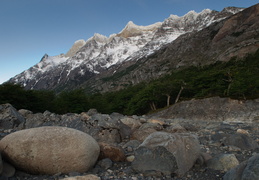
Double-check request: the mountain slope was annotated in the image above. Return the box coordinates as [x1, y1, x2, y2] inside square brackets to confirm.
[9, 6, 250, 92]
[88, 4, 259, 92]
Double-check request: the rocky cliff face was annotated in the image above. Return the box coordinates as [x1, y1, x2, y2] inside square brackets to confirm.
[8, 5, 257, 93]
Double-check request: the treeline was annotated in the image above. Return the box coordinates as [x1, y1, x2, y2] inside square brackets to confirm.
[0, 84, 90, 114]
[0, 51, 258, 115]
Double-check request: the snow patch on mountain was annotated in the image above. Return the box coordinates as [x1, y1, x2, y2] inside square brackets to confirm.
[13, 54, 68, 87]
[34, 54, 68, 73]
[222, 7, 244, 14]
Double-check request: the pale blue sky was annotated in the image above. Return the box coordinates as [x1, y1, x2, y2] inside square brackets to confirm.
[0, 0, 258, 84]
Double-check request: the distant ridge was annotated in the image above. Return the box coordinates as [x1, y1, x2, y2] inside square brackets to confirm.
[8, 5, 255, 93]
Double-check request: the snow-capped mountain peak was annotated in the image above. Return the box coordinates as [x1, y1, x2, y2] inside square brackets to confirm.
[222, 6, 244, 14]
[65, 39, 86, 57]
[37, 54, 68, 71]
[200, 9, 213, 14]
[91, 33, 109, 43]
[168, 14, 180, 20]
[118, 21, 162, 38]
[167, 9, 211, 22]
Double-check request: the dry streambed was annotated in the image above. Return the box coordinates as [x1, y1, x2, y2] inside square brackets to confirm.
[0, 97, 259, 179]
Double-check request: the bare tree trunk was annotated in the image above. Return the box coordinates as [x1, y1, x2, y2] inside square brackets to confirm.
[243, 94, 247, 100]
[166, 94, 170, 107]
[149, 103, 153, 110]
[152, 102, 157, 111]
[175, 86, 184, 104]
[224, 70, 233, 96]
[149, 102, 157, 111]
[226, 83, 232, 96]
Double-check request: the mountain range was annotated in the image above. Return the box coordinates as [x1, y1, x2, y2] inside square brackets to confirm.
[8, 4, 259, 93]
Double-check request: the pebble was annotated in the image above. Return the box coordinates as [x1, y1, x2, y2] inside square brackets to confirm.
[126, 155, 135, 162]
[237, 128, 249, 135]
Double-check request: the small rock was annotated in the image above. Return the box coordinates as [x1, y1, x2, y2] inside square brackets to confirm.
[117, 122, 131, 140]
[127, 146, 133, 152]
[139, 117, 147, 123]
[237, 129, 249, 135]
[120, 117, 142, 130]
[97, 158, 113, 170]
[24, 113, 46, 128]
[59, 114, 88, 132]
[131, 128, 157, 142]
[126, 155, 135, 162]
[147, 119, 165, 125]
[88, 114, 117, 129]
[99, 142, 126, 162]
[18, 109, 33, 117]
[61, 174, 100, 180]
[199, 152, 213, 165]
[165, 123, 187, 133]
[87, 109, 98, 116]
[95, 128, 121, 143]
[80, 112, 90, 121]
[123, 140, 141, 151]
[228, 145, 242, 152]
[211, 132, 228, 142]
[139, 122, 163, 131]
[68, 172, 81, 177]
[181, 123, 199, 132]
[207, 154, 239, 172]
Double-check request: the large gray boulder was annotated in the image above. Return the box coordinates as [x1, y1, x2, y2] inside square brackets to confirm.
[0, 104, 25, 129]
[0, 126, 100, 175]
[0, 153, 2, 175]
[224, 154, 259, 180]
[136, 132, 201, 176]
[1, 161, 15, 178]
[132, 146, 177, 176]
[223, 134, 259, 150]
[0, 151, 15, 178]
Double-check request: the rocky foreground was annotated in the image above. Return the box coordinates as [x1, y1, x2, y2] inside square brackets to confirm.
[0, 97, 259, 180]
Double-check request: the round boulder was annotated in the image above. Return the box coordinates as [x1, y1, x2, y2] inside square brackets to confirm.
[0, 126, 100, 175]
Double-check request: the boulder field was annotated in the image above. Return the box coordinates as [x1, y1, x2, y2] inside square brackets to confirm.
[0, 97, 259, 179]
